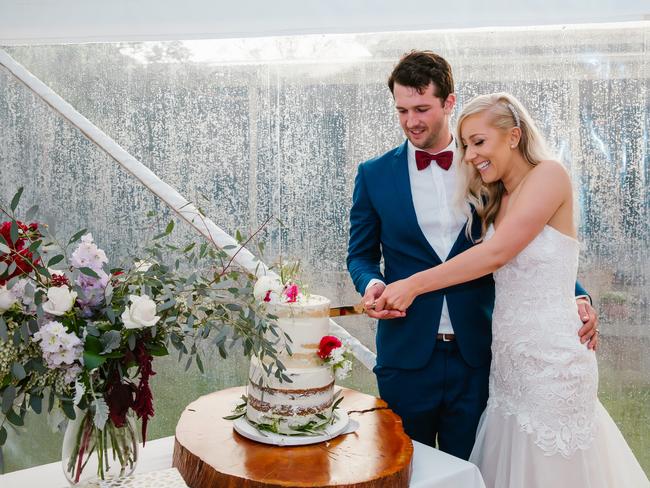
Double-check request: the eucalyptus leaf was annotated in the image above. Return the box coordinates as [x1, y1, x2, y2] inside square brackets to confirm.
[10, 187, 24, 212]
[100, 330, 121, 354]
[6, 409, 23, 426]
[68, 229, 87, 245]
[83, 351, 106, 371]
[29, 394, 42, 414]
[2, 386, 16, 413]
[61, 400, 76, 420]
[79, 267, 100, 278]
[0, 243, 10, 255]
[47, 255, 64, 267]
[9, 221, 19, 246]
[25, 204, 39, 221]
[0, 318, 7, 342]
[11, 363, 26, 381]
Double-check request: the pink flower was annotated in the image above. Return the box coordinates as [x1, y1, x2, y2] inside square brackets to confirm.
[284, 284, 299, 303]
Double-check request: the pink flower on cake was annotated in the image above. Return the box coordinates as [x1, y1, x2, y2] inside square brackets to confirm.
[284, 283, 299, 303]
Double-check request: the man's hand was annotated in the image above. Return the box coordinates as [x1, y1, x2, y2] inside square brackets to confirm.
[374, 279, 416, 314]
[363, 283, 405, 320]
[577, 298, 599, 350]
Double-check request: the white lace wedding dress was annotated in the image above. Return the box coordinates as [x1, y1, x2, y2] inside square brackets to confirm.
[469, 225, 649, 487]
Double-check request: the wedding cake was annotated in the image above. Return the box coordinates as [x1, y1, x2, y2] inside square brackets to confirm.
[246, 276, 350, 435]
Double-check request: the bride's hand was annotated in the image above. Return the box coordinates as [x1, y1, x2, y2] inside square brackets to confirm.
[374, 279, 416, 313]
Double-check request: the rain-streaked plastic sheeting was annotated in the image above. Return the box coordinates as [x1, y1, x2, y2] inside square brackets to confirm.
[0, 22, 647, 473]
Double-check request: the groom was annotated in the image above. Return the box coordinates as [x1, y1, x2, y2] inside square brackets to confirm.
[346, 50, 599, 460]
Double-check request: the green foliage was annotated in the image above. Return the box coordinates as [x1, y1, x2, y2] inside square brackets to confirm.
[0, 188, 284, 473]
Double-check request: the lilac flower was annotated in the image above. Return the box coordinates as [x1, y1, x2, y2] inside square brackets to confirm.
[33, 320, 84, 369]
[70, 233, 108, 272]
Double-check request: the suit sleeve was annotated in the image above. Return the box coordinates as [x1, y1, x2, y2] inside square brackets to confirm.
[574, 281, 591, 304]
[347, 163, 384, 295]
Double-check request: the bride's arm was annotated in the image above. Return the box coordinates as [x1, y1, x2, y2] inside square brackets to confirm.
[375, 160, 573, 312]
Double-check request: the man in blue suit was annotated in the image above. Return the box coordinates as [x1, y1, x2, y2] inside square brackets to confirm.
[346, 50, 599, 460]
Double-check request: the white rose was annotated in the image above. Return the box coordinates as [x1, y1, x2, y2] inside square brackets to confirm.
[0, 285, 17, 312]
[121, 294, 160, 329]
[253, 275, 283, 302]
[42, 286, 77, 316]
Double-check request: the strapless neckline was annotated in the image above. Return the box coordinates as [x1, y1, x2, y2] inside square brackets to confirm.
[488, 223, 579, 245]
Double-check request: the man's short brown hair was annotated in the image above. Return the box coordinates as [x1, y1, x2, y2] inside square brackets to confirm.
[388, 50, 455, 101]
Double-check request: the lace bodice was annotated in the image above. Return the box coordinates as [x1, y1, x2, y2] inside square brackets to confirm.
[486, 225, 598, 457]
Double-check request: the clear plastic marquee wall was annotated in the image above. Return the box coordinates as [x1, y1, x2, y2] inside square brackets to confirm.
[1, 22, 648, 473]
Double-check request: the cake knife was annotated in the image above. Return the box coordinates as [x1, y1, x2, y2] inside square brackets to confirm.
[328, 303, 372, 317]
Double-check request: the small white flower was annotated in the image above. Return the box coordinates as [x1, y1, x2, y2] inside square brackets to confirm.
[42, 286, 77, 316]
[121, 294, 160, 329]
[335, 359, 353, 380]
[0, 285, 18, 312]
[253, 275, 284, 302]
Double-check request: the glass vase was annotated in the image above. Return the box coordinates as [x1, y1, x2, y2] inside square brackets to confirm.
[61, 407, 139, 486]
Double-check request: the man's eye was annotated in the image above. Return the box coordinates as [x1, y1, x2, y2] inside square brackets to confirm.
[416, 108, 428, 113]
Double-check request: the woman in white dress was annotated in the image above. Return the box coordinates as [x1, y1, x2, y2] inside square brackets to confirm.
[375, 92, 649, 487]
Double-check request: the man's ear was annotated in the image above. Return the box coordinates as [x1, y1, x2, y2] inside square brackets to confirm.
[444, 93, 456, 114]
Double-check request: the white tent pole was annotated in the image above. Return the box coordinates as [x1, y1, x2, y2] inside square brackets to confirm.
[0, 48, 377, 370]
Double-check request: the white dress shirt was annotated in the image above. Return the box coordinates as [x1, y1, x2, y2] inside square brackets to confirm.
[367, 137, 469, 334]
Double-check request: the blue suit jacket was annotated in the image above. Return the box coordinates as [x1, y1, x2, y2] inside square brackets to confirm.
[347, 141, 587, 370]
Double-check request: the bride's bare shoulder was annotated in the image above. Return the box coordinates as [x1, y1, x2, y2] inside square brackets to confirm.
[528, 160, 572, 186]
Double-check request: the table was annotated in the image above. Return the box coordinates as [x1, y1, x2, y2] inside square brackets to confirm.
[1, 393, 485, 488]
[174, 387, 413, 487]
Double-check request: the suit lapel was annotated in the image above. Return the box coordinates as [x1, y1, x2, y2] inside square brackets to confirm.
[447, 206, 481, 259]
[390, 141, 443, 265]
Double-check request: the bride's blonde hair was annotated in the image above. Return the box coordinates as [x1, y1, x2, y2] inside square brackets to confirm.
[456, 92, 553, 241]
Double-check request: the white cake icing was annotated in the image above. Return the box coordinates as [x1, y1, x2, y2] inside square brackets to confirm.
[246, 294, 336, 434]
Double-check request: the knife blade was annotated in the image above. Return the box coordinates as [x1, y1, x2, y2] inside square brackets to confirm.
[328, 303, 368, 317]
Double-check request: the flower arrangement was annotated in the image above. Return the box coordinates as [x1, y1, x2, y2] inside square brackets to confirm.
[0, 188, 282, 481]
[317, 336, 353, 380]
[252, 260, 305, 304]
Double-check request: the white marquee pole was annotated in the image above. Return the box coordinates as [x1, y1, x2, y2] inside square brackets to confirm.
[0, 49, 377, 370]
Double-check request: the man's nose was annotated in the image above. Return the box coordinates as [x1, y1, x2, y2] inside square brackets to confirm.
[405, 112, 419, 127]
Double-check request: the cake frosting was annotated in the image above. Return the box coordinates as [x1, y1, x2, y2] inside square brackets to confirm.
[246, 294, 337, 434]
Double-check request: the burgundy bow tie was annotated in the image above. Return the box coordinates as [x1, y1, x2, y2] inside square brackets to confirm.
[415, 150, 453, 171]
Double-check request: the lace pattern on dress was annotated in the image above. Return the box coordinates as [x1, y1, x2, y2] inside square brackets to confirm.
[486, 225, 598, 458]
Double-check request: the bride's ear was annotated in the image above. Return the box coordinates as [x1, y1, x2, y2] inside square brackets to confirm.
[509, 127, 521, 149]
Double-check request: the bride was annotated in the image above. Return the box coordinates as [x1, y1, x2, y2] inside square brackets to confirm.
[375, 92, 649, 487]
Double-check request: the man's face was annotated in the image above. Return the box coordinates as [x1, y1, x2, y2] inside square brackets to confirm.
[393, 82, 455, 153]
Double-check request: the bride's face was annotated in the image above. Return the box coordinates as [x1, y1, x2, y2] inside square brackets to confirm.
[460, 112, 512, 184]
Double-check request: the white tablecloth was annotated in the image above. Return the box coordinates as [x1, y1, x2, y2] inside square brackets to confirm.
[0, 436, 485, 488]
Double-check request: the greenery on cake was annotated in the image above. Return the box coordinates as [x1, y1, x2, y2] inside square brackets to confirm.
[225, 391, 345, 436]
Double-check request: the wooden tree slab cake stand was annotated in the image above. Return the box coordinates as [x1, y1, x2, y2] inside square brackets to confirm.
[173, 386, 413, 487]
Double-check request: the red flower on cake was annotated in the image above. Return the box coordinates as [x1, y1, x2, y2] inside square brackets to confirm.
[284, 283, 299, 303]
[318, 335, 342, 359]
